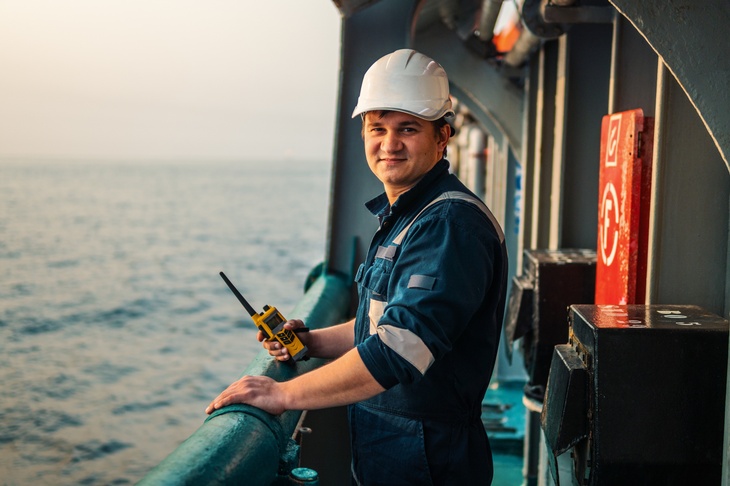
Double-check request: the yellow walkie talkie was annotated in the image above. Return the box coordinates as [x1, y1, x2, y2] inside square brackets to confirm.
[219, 271, 308, 362]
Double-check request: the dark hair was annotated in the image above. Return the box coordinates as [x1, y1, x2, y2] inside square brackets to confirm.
[432, 116, 453, 158]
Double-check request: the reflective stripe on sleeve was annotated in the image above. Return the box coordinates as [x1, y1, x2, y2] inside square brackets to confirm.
[368, 299, 386, 335]
[377, 324, 435, 375]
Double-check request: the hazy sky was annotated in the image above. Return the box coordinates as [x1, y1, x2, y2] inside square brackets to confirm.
[0, 1, 341, 162]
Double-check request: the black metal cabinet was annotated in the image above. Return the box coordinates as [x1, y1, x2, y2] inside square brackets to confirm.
[505, 249, 596, 401]
[542, 304, 729, 485]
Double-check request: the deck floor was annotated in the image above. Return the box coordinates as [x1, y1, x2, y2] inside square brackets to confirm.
[483, 381, 529, 485]
[493, 451, 525, 485]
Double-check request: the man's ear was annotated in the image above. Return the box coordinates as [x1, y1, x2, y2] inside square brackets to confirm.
[438, 123, 451, 147]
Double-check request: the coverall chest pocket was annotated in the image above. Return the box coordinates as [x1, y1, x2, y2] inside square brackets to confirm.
[359, 252, 395, 335]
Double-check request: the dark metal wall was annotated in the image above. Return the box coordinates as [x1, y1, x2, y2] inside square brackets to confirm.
[560, 23, 612, 249]
[609, 0, 730, 170]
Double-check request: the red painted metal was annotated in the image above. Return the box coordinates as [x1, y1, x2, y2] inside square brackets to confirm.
[595, 109, 654, 304]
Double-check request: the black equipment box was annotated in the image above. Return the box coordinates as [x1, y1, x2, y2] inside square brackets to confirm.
[542, 304, 728, 485]
[505, 249, 596, 401]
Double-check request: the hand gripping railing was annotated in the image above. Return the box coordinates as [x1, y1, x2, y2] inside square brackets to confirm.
[137, 271, 351, 485]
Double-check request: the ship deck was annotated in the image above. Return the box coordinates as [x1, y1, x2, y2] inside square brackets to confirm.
[483, 380, 528, 485]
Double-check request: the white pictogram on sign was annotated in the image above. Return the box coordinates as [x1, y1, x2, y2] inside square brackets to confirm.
[605, 115, 621, 167]
[599, 181, 619, 266]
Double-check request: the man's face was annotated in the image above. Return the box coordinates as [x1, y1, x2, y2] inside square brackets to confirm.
[363, 111, 449, 203]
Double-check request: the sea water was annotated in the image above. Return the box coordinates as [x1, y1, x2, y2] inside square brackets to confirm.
[0, 158, 331, 485]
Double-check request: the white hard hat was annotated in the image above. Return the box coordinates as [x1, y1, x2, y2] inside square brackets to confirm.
[351, 49, 454, 121]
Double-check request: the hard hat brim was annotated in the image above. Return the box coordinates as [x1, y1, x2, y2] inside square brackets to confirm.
[351, 104, 455, 122]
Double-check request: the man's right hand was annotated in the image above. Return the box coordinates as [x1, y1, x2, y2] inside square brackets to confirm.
[258, 319, 308, 361]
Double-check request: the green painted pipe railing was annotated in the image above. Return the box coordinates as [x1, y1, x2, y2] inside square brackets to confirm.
[137, 271, 351, 485]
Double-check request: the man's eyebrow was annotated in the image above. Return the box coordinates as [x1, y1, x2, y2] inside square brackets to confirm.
[367, 119, 423, 128]
[397, 120, 422, 127]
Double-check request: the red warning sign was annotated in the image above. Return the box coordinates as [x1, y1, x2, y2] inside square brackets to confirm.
[595, 109, 653, 305]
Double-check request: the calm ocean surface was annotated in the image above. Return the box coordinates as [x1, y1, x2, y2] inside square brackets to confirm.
[0, 158, 331, 485]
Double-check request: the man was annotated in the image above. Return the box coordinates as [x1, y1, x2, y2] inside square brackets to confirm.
[206, 49, 508, 485]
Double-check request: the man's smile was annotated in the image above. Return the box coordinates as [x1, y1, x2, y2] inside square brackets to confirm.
[380, 156, 407, 164]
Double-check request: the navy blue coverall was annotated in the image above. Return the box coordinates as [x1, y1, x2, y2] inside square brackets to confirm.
[350, 159, 508, 485]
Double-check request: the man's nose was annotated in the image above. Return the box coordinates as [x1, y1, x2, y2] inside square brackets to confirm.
[381, 131, 403, 152]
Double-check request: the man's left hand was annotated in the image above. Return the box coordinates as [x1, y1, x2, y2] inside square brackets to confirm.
[205, 375, 286, 415]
